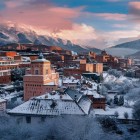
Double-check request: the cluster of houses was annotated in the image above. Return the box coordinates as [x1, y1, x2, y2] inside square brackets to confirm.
[0, 46, 136, 123]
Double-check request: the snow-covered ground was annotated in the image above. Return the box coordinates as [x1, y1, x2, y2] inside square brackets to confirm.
[103, 73, 117, 82]
[103, 72, 139, 84]
[101, 72, 140, 119]
[94, 106, 133, 119]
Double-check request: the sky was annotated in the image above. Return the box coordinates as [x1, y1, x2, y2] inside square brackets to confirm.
[0, 0, 140, 49]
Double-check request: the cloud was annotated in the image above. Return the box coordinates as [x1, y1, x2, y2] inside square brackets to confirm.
[0, 0, 139, 49]
[103, 29, 140, 47]
[4, 0, 52, 8]
[92, 13, 127, 21]
[5, 0, 27, 8]
[54, 23, 140, 49]
[112, 24, 128, 28]
[0, 0, 83, 32]
[129, 1, 140, 22]
[129, 1, 140, 11]
[54, 23, 99, 45]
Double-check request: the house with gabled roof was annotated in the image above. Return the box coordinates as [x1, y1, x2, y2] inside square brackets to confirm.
[8, 89, 92, 124]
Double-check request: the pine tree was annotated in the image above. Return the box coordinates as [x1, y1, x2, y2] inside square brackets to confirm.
[114, 111, 119, 118]
[118, 96, 124, 106]
[114, 95, 118, 105]
[97, 85, 100, 94]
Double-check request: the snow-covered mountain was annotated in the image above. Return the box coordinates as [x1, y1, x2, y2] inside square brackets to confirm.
[112, 39, 140, 50]
[0, 24, 101, 53]
[127, 51, 140, 59]
[105, 39, 140, 57]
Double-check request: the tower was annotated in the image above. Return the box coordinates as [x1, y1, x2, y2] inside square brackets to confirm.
[24, 53, 59, 101]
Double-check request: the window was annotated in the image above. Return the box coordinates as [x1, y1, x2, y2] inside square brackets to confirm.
[46, 70, 48, 74]
[35, 70, 39, 75]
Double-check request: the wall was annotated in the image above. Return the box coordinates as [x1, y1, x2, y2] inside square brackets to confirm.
[0, 101, 6, 111]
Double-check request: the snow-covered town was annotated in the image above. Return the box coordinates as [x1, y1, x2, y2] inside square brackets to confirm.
[0, 48, 139, 139]
[0, 0, 140, 139]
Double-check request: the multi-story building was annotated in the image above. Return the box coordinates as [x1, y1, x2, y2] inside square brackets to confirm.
[0, 69, 11, 84]
[23, 53, 59, 101]
[44, 52, 64, 64]
[118, 58, 132, 68]
[95, 50, 133, 69]
[64, 63, 103, 79]
[80, 82, 106, 110]
[0, 59, 31, 84]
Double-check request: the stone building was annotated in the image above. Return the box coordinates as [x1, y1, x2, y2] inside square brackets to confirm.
[23, 53, 59, 101]
[0, 69, 11, 84]
[64, 63, 103, 79]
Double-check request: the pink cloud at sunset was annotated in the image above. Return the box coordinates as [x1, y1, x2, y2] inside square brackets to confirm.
[0, 0, 140, 49]
[0, 2, 83, 32]
[92, 13, 127, 21]
[129, 1, 140, 11]
[129, 1, 140, 23]
[54, 24, 99, 45]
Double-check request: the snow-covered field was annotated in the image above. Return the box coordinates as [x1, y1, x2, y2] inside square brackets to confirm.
[94, 106, 133, 119]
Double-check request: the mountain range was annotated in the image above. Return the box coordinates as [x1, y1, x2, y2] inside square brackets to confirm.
[127, 51, 140, 59]
[106, 39, 140, 57]
[112, 39, 140, 50]
[0, 24, 101, 53]
[1, 23, 140, 56]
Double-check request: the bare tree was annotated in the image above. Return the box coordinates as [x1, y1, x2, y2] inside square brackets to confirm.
[124, 112, 129, 120]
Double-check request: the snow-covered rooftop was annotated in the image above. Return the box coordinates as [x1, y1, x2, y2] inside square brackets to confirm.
[37, 92, 73, 101]
[62, 78, 79, 84]
[0, 98, 6, 103]
[8, 90, 91, 116]
[82, 89, 104, 98]
[44, 81, 57, 86]
[82, 73, 100, 76]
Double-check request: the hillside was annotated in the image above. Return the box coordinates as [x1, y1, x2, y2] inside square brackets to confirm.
[0, 24, 101, 53]
[127, 51, 140, 59]
[105, 39, 140, 56]
[111, 39, 140, 50]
